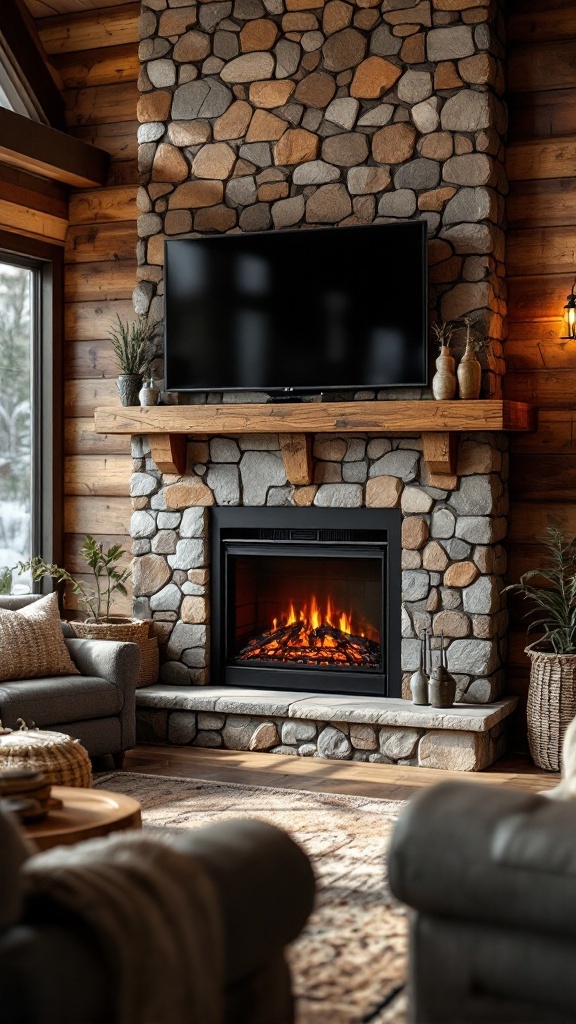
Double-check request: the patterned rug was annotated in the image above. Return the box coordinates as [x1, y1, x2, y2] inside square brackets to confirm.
[95, 771, 408, 1024]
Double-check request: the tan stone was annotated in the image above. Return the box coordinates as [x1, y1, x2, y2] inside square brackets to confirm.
[249, 79, 295, 108]
[301, 49, 322, 70]
[213, 101, 253, 142]
[314, 462, 342, 483]
[418, 186, 456, 211]
[240, 18, 280, 52]
[132, 496, 148, 511]
[423, 541, 449, 571]
[147, 233, 167, 265]
[322, 131, 368, 166]
[283, 11, 318, 29]
[194, 203, 237, 231]
[168, 120, 211, 146]
[258, 180, 289, 200]
[418, 731, 485, 772]
[152, 143, 189, 183]
[457, 440, 500, 475]
[165, 209, 193, 234]
[434, 61, 463, 90]
[286, 0, 324, 9]
[221, 52, 275, 83]
[372, 121, 416, 164]
[295, 71, 336, 108]
[233, 158, 256, 176]
[429, 255, 462, 285]
[433, 0, 490, 8]
[322, 28, 366, 72]
[169, 180, 224, 208]
[401, 486, 433, 514]
[401, 31, 425, 63]
[402, 549, 422, 569]
[249, 722, 279, 751]
[314, 438, 347, 460]
[192, 142, 236, 180]
[458, 52, 494, 86]
[181, 596, 208, 624]
[246, 109, 288, 141]
[427, 587, 440, 612]
[306, 182, 351, 222]
[293, 485, 318, 506]
[137, 91, 171, 123]
[444, 561, 479, 588]
[274, 127, 319, 165]
[188, 569, 209, 585]
[350, 723, 377, 750]
[402, 516, 428, 550]
[348, 165, 391, 194]
[165, 481, 215, 508]
[419, 131, 453, 160]
[383, 0, 431, 25]
[393, 24, 421, 37]
[158, 6, 197, 36]
[132, 554, 171, 597]
[323, 0, 353, 34]
[173, 30, 211, 63]
[354, 8, 378, 28]
[188, 442, 210, 464]
[366, 475, 402, 507]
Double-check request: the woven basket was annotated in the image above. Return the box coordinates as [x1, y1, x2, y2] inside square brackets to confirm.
[525, 643, 576, 771]
[0, 726, 93, 787]
[71, 618, 159, 687]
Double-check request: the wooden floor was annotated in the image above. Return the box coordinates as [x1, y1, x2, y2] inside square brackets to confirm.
[123, 745, 560, 800]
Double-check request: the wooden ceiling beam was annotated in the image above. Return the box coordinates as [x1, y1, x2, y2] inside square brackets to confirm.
[0, 107, 109, 188]
[0, 0, 66, 129]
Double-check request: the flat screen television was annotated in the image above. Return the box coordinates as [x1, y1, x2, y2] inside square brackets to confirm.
[164, 220, 428, 394]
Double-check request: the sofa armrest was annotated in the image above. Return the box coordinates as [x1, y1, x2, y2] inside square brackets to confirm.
[64, 638, 140, 694]
[388, 781, 576, 941]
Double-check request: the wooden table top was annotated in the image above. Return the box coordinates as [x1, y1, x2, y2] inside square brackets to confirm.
[23, 786, 142, 851]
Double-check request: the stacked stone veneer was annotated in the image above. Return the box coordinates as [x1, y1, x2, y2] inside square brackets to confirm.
[131, 428, 508, 704]
[135, 0, 508, 396]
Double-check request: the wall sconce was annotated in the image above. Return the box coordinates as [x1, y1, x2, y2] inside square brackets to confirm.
[563, 277, 576, 339]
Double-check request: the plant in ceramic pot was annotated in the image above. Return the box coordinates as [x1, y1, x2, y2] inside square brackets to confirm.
[109, 312, 160, 407]
[505, 527, 576, 771]
[431, 321, 457, 400]
[456, 316, 485, 400]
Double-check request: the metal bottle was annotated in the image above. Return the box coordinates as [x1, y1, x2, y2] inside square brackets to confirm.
[428, 633, 457, 708]
[410, 631, 430, 705]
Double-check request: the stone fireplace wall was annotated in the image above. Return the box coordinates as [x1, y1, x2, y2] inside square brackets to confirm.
[131, 429, 508, 702]
[135, 0, 507, 395]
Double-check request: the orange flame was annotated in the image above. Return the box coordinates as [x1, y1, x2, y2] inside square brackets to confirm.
[278, 594, 357, 635]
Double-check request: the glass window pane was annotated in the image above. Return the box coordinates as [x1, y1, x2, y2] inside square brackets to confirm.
[0, 262, 34, 591]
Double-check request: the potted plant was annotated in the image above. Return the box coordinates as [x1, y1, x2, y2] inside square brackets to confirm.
[505, 527, 576, 770]
[431, 321, 456, 400]
[109, 312, 160, 407]
[457, 316, 485, 400]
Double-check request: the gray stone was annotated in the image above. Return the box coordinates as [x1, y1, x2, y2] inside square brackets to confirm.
[150, 583, 181, 612]
[451, 476, 498, 517]
[214, 29, 239, 60]
[444, 538, 472, 560]
[194, 731, 223, 748]
[270, 745, 298, 755]
[207, 464, 240, 505]
[397, 70, 432, 104]
[394, 159, 440, 191]
[440, 587, 462, 610]
[298, 743, 317, 757]
[222, 715, 261, 750]
[133, 280, 155, 313]
[342, 461, 367, 483]
[292, 160, 340, 185]
[226, 176, 258, 207]
[250, 722, 279, 750]
[358, 104, 394, 128]
[210, 438, 240, 463]
[344, 439, 366, 462]
[160, 661, 193, 686]
[402, 570, 430, 602]
[147, 58, 176, 88]
[440, 222, 494, 255]
[444, 187, 495, 225]
[401, 486, 433, 514]
[131, 511, 156, 539]
[446, 638, 498, 676]
[182, 649, 207, 668]
[369, 449, 419, 482]
[431, 508, 455, 539]
[157, 511, 181, 530]
[272, 195, 305, 228]
[130, 473, 157, 497]
[463, 576, 500, 615]
[324, 97, 359, 131]
[239, 204, 271, 231]
[137, 213, 163, 239]
[180, 507, 205, 538]
[240, 451, 286, 504]
[200, 2, 232, 31]
[412, 97, 440, 135]
[167, 622, 206, 657]
[443, 154, 493, 187]
[418, 730, 482, 771]
[132, 540, 150, 556]
[151, 530, 178, 554]
[314, 483, 362, 507]
[367, 438, 392, 459]
[172, 78, 233, 119]
[370, 24, 402, 57]
[441, 91, 491, 133]
[238, 142, 272, 167]
[427, 25, 475, 62]
[221, 52, 275, 83]
[350, 724, 377, 750]
[234, 0, 265, 17]
[136, 708, 167, 743]
[132, 436, 151, 459]
[168, 539, 206, 570]
[282, 720, 317, 744]
[379, 727, 419, 760]
[267, 485, 293, 505]
[275, 40, 301, 79]
[317, 725, 352, 760]
[402, 637, 423, 671]
[168, 711, 197, 744]
[198, 712, 226, 730]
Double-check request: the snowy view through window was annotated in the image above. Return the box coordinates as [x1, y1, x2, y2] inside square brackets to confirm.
[0, 263, 33, 591]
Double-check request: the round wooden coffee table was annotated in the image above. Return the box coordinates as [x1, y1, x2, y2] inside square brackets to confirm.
[23, 786, 142, 851]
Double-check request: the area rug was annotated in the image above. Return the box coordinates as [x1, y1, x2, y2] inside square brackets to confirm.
[95, 771, 408, 1024]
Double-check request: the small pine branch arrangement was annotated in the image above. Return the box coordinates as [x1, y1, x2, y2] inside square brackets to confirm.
[108, 312, 160, 376]
[460, 315, 487, 354]
[504, 527, 576, 654]
[431, 320, 455, 351]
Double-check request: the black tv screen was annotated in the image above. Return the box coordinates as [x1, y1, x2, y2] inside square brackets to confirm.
[164, 221, 428, 393]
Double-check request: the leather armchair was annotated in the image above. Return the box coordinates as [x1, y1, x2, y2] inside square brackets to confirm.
[388, 781, 576, 1024]
[0, 596, 140, 762]
[0, 808, 315, 1024]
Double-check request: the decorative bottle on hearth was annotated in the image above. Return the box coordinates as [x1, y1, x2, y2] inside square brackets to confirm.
[428, 635, 456, 708]
[410, 633, 430, 705]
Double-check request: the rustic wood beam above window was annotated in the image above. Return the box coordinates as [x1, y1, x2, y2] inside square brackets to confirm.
[0, 0, 66, 129]
[0, 107, 109, 187]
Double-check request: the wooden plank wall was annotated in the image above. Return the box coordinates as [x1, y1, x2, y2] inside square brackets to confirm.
[37, 0, 139, 612]
[505, 0, 576, 736]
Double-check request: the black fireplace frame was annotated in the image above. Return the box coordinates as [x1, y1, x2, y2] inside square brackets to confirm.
[210, 506, 402, 697]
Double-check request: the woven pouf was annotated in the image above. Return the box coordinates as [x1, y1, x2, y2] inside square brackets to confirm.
[0, 727, 93, 787]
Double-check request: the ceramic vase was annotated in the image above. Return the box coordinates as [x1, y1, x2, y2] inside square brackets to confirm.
[428, 638, 457, 708]
[117, 374, 142, 407]
[410, 636, 429, 706]
[457, 341, 482, 400]
[432, 347, 456, 400]
[139, 377, 159, 406]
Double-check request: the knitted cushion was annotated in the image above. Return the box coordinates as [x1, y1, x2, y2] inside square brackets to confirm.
[0, 593, 79, 682]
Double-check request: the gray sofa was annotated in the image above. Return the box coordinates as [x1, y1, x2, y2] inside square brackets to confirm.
[388, 780, 576, 1024]
[0, 807, 315, 1024]
[0, 596, 140, 763]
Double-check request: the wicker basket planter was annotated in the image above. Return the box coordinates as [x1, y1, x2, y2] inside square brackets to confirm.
[71, 618, 159, 687]
[525, 642, 576, 771]
[0, 726, 93, 787]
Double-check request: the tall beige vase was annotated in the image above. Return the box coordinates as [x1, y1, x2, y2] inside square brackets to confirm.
[432, 347, 457, 400]
[457, 341, 482, 400]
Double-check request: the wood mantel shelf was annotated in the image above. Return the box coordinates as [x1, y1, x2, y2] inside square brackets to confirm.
[94, 400, 536, 482]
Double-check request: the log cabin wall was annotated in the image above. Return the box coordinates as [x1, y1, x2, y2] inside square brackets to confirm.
[34, 0, 140, 613]
[504, 0, 576, 743]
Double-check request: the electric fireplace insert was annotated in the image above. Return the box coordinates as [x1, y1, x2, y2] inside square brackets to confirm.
[211, 507, 401, 697]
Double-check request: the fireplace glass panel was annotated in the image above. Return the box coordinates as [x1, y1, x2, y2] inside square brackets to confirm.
[231, 552, 383, 672]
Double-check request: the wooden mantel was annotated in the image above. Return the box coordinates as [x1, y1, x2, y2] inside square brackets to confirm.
[94, 400, 536, 483]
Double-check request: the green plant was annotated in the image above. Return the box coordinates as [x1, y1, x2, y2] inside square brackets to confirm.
[0, 566, 11, 594]
[108, 312, 160, 376]
[431, 320, 455, 351]
[18, 536, 131, 622]
[504, 526, 576, 654]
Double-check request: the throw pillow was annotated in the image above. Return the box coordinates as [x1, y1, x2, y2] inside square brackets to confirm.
[0, 593, 79, 682]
